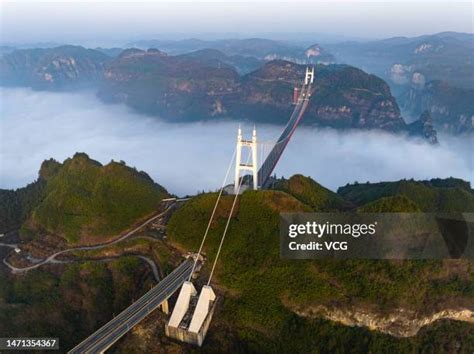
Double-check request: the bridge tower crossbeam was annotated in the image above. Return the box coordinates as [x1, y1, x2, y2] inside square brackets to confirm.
[234, 126, 258, 193]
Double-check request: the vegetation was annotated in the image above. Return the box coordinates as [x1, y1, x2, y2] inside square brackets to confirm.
[0, 257, 152, 351]
[0, 180, 46, 234]
[275, 174, 352, 211]
[0, 158, 61, 236]
[167, 179, 474, 352]
[18, 153, 168, 244]
[99, 57, 406, 131]
[3, 160, 473, 352]
[357, 195, 421, 212]
[338, 178, 474, 212]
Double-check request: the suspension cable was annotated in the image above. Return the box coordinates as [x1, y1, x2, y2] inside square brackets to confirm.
[188, 147, 236, 281]
[196, 73, 313, 283]
[207, 150, 251, 286]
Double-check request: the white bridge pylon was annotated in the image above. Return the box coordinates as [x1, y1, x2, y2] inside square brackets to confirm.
[168, 281, 197, 328]
[305, 66, 314, 85]
[234, 126, 258, 193]
[166, 66, 315, 347]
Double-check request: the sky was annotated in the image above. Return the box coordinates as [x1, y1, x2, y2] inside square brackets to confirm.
[1, 88, 472, 196]
[1, 1, 473, 46]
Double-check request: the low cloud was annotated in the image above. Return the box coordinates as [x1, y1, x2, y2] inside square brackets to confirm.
[1, 88, 472, 196]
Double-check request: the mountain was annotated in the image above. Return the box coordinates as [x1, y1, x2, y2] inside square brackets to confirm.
[0, 257, 155, 351]
[99, 53, 407, 131]
[326, 32, 474, 133]
[126, 37, 335, 64]
[2, 156, 473, 351]
[337, 177, 474, 212]
[0, 180, 46, 234]
[166, 176, 474, 351]
[93, 47, 125, 58]
[0, 45, 111, 89]
[327, 32, 474, 90]
[274, 174, 353, 211]
[98, 48, 241, 120]
[0, 44, 438, 137]
[0, 45, 16, 55]
[0, 153, 168, 244]
[406, 110, 438, 143]
[179, 48, 262, 74]
[403, 80, 474, 134]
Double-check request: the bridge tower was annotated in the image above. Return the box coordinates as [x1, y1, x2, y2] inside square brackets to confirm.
[234, 126, 258, 193]
[305, 66, 315, 85]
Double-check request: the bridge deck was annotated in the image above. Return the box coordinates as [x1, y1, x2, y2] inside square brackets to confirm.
[258, 82, 312, 188]
[68, 259, 194, 354]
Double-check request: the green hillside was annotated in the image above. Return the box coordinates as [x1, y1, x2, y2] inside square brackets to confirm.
[0, 181, 46, 234]
[338, 178, 474, 212]
[19, 153, 167, 244]
[167, 187, 474, 352]
[358, 195, 421, 212]
[275, 174, 352, 211]
[0, 257, 152, 351]
[2, 161, 473, 351]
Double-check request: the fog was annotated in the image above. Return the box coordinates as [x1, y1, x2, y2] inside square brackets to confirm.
[0, 88, 472, 196]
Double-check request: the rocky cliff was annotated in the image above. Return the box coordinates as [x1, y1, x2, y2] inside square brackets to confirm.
[407, 111, 438, 143]
[99, 53, 406, 131]
[0, 45, 111, 89]
[0, 45, 436, 138]
[294, 305, 474, 337]
[403, 80, 474, 134]
[326, 33, 474, 135]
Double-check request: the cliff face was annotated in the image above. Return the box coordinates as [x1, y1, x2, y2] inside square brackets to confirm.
[403, 80, 474, 134]
[0, 45, 435, 137]
[0, 45, 111, 89]
[327, 33, 474, 90]
[262, 43, 335, 65]
[326, 33, 474, 135]
[294, 305, 474, 338]
[407, 111, 438, 144]
[98, 48, 240, 120]
[99, 55, 406, 131]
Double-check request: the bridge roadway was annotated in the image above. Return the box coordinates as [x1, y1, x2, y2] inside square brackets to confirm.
[258, 81, 312, 188]
[68, 259, 194, 353]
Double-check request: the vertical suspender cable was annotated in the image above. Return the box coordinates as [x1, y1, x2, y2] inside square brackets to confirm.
[207, 150, 251, 286]
[188, 147, 236, 281]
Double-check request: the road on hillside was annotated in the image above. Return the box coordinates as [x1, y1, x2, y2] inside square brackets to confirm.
[1, 199, 183, 273]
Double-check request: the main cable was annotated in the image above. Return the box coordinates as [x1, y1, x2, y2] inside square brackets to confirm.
[188, 147, 237, 281]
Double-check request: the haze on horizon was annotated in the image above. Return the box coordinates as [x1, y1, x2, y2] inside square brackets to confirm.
[1, 0, 473, 46]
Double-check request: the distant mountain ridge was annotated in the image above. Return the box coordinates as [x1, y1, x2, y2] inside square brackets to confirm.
[0, 45, 111, 90]
[326, 32, 474, 134]
[126, 37, 335, 65]
[98, 51, 409, 131]
[403, 80, 474, 134]
[327, 32, 474, 89]
[1, 44, 436, 138]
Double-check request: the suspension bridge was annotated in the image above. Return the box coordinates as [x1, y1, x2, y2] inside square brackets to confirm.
[68, 67, 314, 352]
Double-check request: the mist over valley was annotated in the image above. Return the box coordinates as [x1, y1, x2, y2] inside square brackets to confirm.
[1, 87, 472, 195]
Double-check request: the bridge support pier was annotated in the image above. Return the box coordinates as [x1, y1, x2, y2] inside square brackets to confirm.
[161, 299, 169, 314]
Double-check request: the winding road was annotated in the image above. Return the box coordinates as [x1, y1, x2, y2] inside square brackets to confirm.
[1, 200, 178, 274]
[0, 242, 17, 249]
